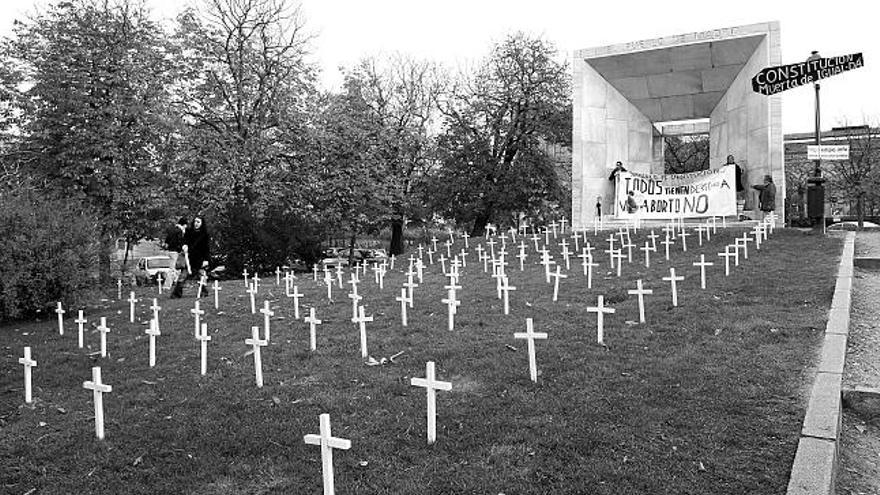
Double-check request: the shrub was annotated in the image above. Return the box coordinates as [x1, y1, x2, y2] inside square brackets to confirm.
[0, 194, 98, 322]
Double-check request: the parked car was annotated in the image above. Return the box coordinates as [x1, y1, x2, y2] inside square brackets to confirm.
[320, 247, 351, 270]
[358, 248, 388, 264]
[133, 255, 174, 286]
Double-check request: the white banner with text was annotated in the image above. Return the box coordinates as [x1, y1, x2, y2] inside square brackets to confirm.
[615, 165, 737, 219]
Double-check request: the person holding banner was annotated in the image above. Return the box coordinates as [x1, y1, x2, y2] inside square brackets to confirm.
[625, 191, 639, 214]
[752, 175, 777, 220]
[608, 161, 627, 182]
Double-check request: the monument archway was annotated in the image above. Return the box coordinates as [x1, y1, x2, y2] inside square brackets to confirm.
[572, 22, 784, 227]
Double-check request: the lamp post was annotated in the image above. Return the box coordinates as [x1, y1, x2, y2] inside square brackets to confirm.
[805, 51, 826, 230]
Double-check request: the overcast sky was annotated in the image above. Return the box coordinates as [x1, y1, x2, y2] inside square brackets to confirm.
[1, 0, 877, 133]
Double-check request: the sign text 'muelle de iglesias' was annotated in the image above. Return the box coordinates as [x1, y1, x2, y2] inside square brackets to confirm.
[615, 166, 736, 219]
[752, 52, 864, 96]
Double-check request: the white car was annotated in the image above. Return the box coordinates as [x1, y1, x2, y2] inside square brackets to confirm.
[134, 255, 174, 286]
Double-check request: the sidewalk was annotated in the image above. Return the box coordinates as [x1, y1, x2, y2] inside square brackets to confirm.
[837, 232, 880, 495]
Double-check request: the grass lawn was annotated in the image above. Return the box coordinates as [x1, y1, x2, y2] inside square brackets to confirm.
[1, 226, 842, 494]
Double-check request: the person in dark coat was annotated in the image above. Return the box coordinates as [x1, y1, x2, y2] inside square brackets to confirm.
[608, 161, 627, 181]
[164, 217, 188, 298]
[752, 175, 777, 220]
[185, 216, 211, 280]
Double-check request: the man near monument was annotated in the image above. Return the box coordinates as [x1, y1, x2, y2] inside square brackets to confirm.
[608, 161, 627, 182]
[752, 175, 776, 220]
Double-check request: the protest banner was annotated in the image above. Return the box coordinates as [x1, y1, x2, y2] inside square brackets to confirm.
[615, 165, 736, 219]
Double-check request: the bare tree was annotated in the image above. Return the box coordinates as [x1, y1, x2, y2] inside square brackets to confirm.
[353, 54, 446, 254]
[826, 122, 880, 229]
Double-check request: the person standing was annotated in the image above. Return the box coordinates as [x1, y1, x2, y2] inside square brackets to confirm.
[186, 216, 211, 283]
[164, 217, 189, 298]
[752, 175, 776, 220]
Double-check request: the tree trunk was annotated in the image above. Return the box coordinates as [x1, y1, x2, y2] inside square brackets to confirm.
[470, 210, 492, 237]
[99, 234, 113, 286]
[121, 238, 132, 274]
[390, 218, 405, 256]
[348, 231, 357, 265]
[857, 194, 865, 230]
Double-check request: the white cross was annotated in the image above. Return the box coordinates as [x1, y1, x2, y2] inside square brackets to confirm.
[641, 241, 652, 268]
[486, 238, 497, 258]
[613, 249, 626, 277]
[245, 326, 267, 388]
[396, 288, 411, 326]
[303, 413, 351, 495]
[587, 295, 615, 345]
[516, 249, 527, 271]
[549, 265, 567, 302]
[305, 307, 322, 351]
[627, 279, 653, 323]
[312, 264, 319, 281]
[389, 254, 396, 270]
[260, 300, 275, 341]
[128, 291, 137, 323]
[729, 243, 740, 266]
[752, 225, 763, 250]
[352, 305, 374, 359]
[647, 230, 659, 251]
[539, 249, 554, 283]
[253, 273, 261, 291]
[549, 220, 559, 238]
[75, 310, 87, 349]
[411, 361, 452, 444]
[662, 268, 685, 307]
[693, 255, 714, 289]
[196, 323, 211, 375]
[243, 268, 249, 287]
[275, 266, 282, 286]
[403, 275, 418, 308]
[584, 254, 598, 289]
[678, 228, 690, 252]
[694, 225, 707, 246]
[287, 285, 302, 319]
[323, 270, 333, 300]
[661, 236, 673, 261]
[145, 318, 160, 367]
[560, 217, 568, 233]
[335, 265, 343, 288]
[212, 280, 221, 309]
[561, 245, 572, 270]
[514, 318, 548, 382]
[19, 346, 37, 403]
[431, 236, 439, 251]
[149, 298, 161, 332]
[462, 232, 470, 248]
[247, 282, 257, 314]
[83, 366, 112, 440]
[197, 275, 207, 298]
[97, 317, 110, 358]
[718, 247, 734, 276]
[378, 265, 386, 290]
[530, 233, 541, 251]
[438, 254, 447, 274]
[441, 289, 461, 331]
[445, 240, 453, 258]
[191, 301, 205, 339]
[500, 276, 516, 315]
[55, 301, 65, 335]
[736, 234, 751, 260]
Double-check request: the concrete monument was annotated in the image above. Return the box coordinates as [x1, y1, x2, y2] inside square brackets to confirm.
[572, 22, 784, 226]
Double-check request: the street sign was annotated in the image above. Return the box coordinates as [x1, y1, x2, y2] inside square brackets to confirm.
[752, 52, 864, 96]
[807, 145, 850, 161]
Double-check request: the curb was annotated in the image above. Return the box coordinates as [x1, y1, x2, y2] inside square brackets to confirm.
[786, 232, 854, 495]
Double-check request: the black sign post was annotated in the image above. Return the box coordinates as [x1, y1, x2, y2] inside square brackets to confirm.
[752, 52, 865, 230]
